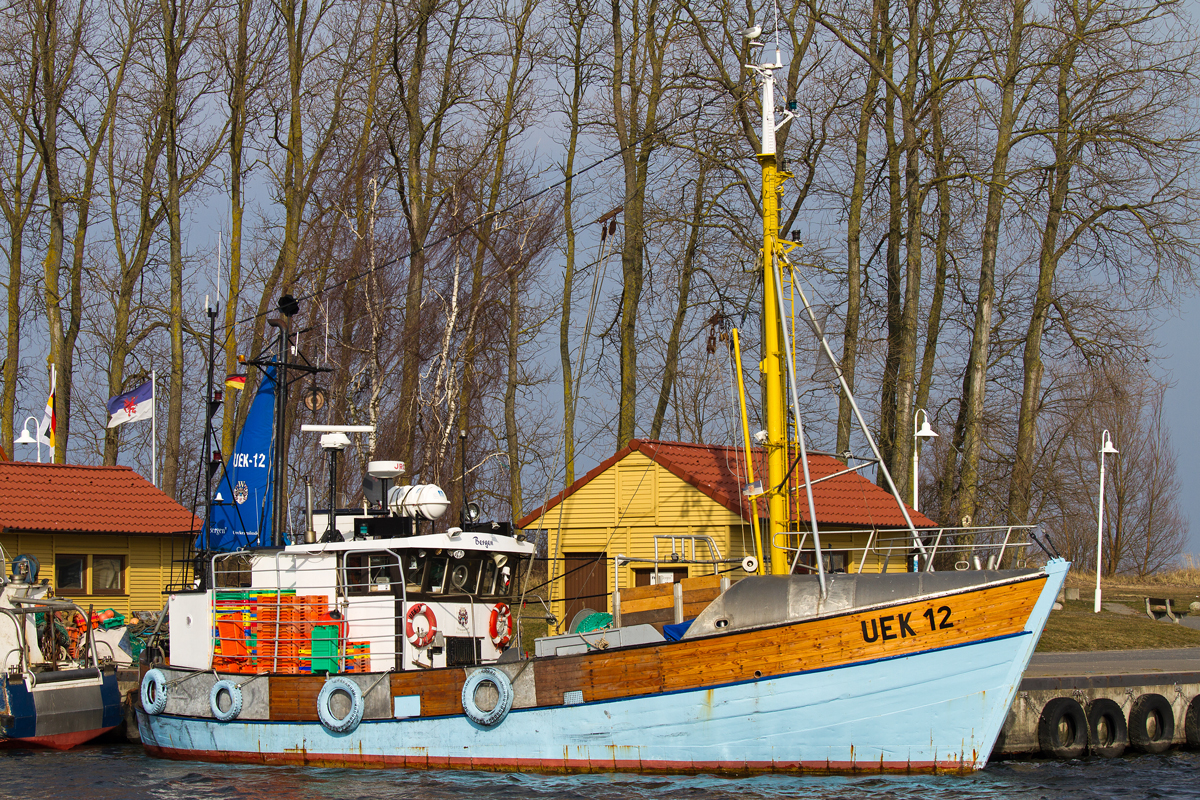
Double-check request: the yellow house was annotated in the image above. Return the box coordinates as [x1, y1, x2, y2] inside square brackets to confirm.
[517, 439, 936, 629]
[0, 462, 200, 618]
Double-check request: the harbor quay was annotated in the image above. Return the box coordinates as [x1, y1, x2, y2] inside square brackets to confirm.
[995, 647, 1200, 759]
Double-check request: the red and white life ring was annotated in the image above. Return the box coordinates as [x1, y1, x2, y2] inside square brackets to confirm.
[405, 603, 438, 648]
[489, 602, 513, 649]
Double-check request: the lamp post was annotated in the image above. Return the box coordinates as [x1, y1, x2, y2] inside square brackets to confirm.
[13, 416, 40, 463]
[912, 409, 938, 511]
[1094, 430, 1119, 613]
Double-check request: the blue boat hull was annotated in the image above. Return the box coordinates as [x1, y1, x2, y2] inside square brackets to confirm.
[3, 668, 122, 750]
[138, 563, 1066, 773]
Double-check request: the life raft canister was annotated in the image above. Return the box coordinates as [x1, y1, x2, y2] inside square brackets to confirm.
[489, 602, 513, 649]
[405, 603, 437, 648]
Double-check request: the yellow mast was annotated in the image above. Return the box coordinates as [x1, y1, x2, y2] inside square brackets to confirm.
[753, 46, 791, 577]
[742, 30, 921, 589]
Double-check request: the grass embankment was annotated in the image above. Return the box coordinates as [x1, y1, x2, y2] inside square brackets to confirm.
[1036, 566, 1200, 652]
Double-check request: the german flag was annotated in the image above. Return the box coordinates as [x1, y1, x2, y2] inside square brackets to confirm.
[225, 374, 247, 391]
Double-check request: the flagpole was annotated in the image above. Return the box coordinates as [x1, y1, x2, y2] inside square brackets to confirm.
[151, 369, 157, 487]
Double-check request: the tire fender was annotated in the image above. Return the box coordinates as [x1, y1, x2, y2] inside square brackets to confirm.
[210, 679, 243, 722]
[141, 668, 168, 716]
[1086, 698, 1128, 758]
[317, 676, 365, 734]
[1185, 695, 1200, 749]
[1129, 693, 1175, 754]
[461, 666, 514, 727]
[1037, 696, 1088, 759]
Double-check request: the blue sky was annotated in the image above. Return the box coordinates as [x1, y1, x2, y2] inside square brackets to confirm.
[1157, 308, 1198, 555]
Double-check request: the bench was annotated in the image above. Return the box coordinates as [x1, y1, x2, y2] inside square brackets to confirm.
[1145, 597, 1178, 623]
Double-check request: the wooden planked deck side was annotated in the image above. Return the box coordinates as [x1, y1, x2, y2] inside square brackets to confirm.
[259, 573, 1046, 722]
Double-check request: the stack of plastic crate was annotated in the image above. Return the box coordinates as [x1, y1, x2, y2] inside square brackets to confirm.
[276, 595, 303, 674]
[252, 593, 277, 671]
[251, 589, 297, 672]
[295, 596, 328, 673]
[213, 590, 255, 672]
[343, 641, 371, 672]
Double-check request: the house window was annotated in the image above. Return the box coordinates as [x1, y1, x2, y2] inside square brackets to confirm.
[53, 554, 128, 596]
[793, 550, 849, 575]
[55, 555, 87, 593]
[633, 567, 689, 587]
[91, 556, 126, 595]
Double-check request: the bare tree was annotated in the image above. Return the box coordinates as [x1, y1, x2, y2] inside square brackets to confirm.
[0, 11, 44, 454]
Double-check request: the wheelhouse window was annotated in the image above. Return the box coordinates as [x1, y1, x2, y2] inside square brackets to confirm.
[55, 555, 86, 593]
[344, 552, 401, 596]
[479, 559, 497, 595]
[427, 557, 448, 594]
[389, 551, 523, 600]
[403, 551, 427, 593]
[447, 558, 478, 594]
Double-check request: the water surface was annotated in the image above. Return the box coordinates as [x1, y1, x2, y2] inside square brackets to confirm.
[1, 744, 1195, 800]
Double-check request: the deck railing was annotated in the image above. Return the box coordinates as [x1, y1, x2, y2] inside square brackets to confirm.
[206, 548, 523, 674]
[770, 524, 1041, 574]
[208, 549, 404, 675]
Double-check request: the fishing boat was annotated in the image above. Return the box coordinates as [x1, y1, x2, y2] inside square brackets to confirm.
[0, 555, 123, 749]
[135, 38, 1068, 774]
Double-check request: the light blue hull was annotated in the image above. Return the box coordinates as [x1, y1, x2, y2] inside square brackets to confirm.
[139, 562, 1066, 773]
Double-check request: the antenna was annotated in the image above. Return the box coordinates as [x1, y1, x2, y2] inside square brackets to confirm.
[773, 0, 781, 64]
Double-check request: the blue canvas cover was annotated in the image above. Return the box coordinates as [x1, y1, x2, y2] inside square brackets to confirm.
[662, 619, 694, 642]
[201, 367, 277, 551]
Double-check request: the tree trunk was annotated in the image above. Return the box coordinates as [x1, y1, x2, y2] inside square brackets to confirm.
[836, 0, 880, 461]
[953, 0, 1027, 526]
[0, 123, 40, 457]
[610, 0, 673, 448]
[558, 0, 592, 486]
[222, 0, 253, 459]
[161, 0, 185, 497]
[103, 107, 167, 466]
[505, 263, 522, 520]
[1007, 18, 1079, 526]
[650, 165, 706, 439]
[877, 0, 903, 484]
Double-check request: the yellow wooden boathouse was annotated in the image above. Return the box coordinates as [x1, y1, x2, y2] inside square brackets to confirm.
[516, 439, 936, 629]
[0, 462, 199, 618]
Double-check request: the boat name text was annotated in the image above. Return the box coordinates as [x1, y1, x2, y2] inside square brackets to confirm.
[860, 605, 954, 643]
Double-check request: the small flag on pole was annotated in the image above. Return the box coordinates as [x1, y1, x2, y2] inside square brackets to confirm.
[37, 378, 55, 450]
[106, 380, 154, 428]
[225, 374, 247, 391]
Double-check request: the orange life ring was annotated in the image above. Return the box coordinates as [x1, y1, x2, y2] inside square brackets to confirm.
[489, 602, 513, 649]
[405, 603, 437, 648]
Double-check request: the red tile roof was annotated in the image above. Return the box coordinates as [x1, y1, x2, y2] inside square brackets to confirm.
[517, 439, 937, 530]
[0, 462, 201, 536]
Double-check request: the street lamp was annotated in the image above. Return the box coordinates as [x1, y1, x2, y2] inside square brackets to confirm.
[912, 409, 938, 511]
[1093, 430, 1119, 613]
[14, 416, 40, 463]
